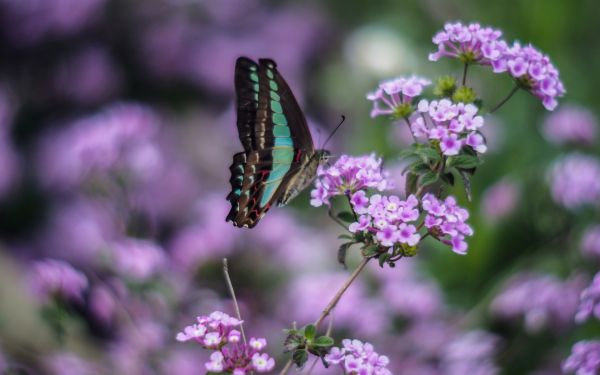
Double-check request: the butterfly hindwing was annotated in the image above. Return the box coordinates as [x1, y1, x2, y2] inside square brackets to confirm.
[228, 57, 315, 228]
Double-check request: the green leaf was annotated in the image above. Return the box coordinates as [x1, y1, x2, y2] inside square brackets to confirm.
[447, 154, 482, 169]
[337, 242, 353, 268]
[405, 172, 418, 195]
[336, 211, 356, 223]
[378, 252, 390, 268]
[292, 349, 309, 368]
[415, 146, 441, 162]
[459, 169, 473, 202]
[440, 171, 455, 186]
[337, 234, 353, 240]
[410, 160, 431, 174]
[304, 324, 316, 340]
[362, 244, 379, 257]
[398, 145, 418, 159]
[313, 336, 335, 347]
[419, 171, 439, 187]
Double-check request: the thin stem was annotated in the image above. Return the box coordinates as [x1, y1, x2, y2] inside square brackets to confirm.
[279, 258, 371, 375]
[489, 84, 520, 114]
[313, 257, 370, 329]
[222, 258, 247, 345]
[462, 63, 469, 86]
[345, 194, 358, 221]
[328, 207, 350, 231]
[402, 118, 417, 143]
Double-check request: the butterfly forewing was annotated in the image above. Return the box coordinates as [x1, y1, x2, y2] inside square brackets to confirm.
[227, 57, 315, 228]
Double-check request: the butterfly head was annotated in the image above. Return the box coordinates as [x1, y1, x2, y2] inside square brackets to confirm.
[316, 149, 331, 164]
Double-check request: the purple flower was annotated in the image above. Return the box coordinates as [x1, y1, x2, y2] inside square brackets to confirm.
[311, 154, 391, 207]
[30, 259, 88, 303]
[44, 352, 101, 375]
[349, 194, 421, 250]
[548, 154, 600, 209]
[481, 178, 520, 222]
[367, 76, 431, 118]
[575, 272, 600, 323]
[177, 310, 275, 373]
[422, 194, 473, 254]
[440, 331, 500, 375]
[581, 225, 600, 259]
[562, 341, 600, 375]
[491, 273, 585, 333]
[542, 105, 598, 146]
[109, 238, 166, 281]
[350, 191, 370, 214]
[429, 22, 507, 66]
[37, 103, 162, 190]
[413, 99, 487, 156]
[495, 42, 565, 110]
[325, 339, 392, 375]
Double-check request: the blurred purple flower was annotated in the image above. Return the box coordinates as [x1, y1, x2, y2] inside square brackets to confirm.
[325, 339, 392, 375]
[37, 103, 162, 190]
[580, 224, 600, 259]
[575, 272, 600, 323]
[548, 153, 600, 209]
[367, 76, 431, 118]
[279, 272, 389, 336]
[542, 105, 598, 146]
[44, 352, 102, 375]
[376, 263, 444, 319]
[89, 284, 119, 325]
[440, 330, 500, 375]
[39, 198, 119, 265]
[1, 0, 106, 45]
[422, 193, 473, 254]
[109, 238, 166, 281]
[161, 348, 209, 375]
[311, 153, 391, 207]
[491, 273, 585, 333]
[30, 259, 88, 303]
[53, 45, 122, 104]
[429, 22, 507, 66]
[562, 341, 600, 375]
[480, 178, 520, 222]
[169, 195, 239, 273]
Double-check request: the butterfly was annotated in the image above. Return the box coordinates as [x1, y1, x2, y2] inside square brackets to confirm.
[226, 57, 329, 228]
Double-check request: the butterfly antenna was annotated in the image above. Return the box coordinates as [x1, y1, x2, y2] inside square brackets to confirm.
[320, 115, 346, 150]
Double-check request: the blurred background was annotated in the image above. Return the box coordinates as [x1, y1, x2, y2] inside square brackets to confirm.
[0, 0, 599, 374]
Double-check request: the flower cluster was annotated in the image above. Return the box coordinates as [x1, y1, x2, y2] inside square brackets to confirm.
[367, 76, 431, 118]
[412, 99, 487, 155]
[429, 22, 565, 110]
[490, 273, 583, 333]
[176, 311, 275, 373]
[576, 272, 600, 323]
[30, 259, 89, 303]
[548, 153, 600, 209]
[495, 42, 565, 110]
[310, 154, 390, 207]
[325, 339, 391, 375]
[542, 105, 598, 146]
[422, 194, 473, 254]
[349, 194, 421, 248]
[562, 341, 600, 375]
[429, 22, 507, 66]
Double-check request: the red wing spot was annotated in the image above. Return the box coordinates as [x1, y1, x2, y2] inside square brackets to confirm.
[295, 150, 302, 162]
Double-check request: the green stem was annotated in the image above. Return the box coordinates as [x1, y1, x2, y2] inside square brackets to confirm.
[489, 84, 520, 114]
[462, 63, 469, 86]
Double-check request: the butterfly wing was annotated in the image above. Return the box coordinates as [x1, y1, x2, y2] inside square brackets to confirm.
[227, 57, 314, 228]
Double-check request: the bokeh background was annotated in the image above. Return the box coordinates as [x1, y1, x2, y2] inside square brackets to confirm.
[0, 0, 599, 374]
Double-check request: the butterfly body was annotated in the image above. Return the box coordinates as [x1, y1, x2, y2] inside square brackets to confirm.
[226, 57, 328, 228]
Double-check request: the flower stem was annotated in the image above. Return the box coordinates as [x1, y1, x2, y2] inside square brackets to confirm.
[279, 257, 371, 375]
[489, 84, 520, 114]
[403, 118, 418, 143]
[313, 257, 370, 329]
[462, 63, 469, 86]
[222, 258, 247, 345]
